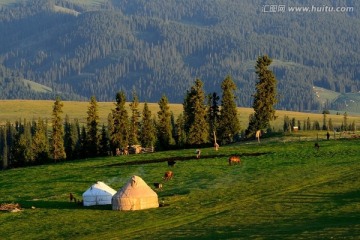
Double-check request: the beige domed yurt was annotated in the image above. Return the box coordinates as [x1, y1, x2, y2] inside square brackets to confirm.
[82, 181, 116, 206]
[112, 175, 159, 211]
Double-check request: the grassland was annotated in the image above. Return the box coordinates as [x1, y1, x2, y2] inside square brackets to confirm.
[1, 100, 360, 132]
[0, 137, 359, 239]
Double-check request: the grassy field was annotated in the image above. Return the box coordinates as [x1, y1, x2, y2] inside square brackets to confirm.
[1, 100, 359, 132]
[0, 138, 359, 239]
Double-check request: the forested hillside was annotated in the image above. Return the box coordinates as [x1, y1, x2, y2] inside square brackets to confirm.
[0, 0, 360, 112]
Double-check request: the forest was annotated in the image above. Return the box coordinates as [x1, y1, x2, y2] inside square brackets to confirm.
[0, 0, 360, 111]
[1, 74, 356, 170]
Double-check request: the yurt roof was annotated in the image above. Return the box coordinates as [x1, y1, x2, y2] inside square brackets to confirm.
[115, 175, 157, 198]
[83, 181, 116, 196]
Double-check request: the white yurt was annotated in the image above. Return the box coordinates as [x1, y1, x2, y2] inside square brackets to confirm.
[112, 175, 159, 211]
[82, 181, 116, 206]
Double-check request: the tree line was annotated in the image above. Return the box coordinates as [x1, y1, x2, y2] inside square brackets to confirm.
[0, 74, 244, 169]
[0, 55, 280, 170]
[2, 55, 354, 170]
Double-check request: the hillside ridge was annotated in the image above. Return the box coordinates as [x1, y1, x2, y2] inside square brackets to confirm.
[0, 0, 359, 112]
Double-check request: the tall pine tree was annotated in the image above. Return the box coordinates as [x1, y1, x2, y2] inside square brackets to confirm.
[183, 79, 209, 145]
[31, 117, 49, 164]
[51, 97, 66, 162]
[129, 90, 140, 146]
[140, 102, 156, 148]
[86, 96, 100, 157]
[218, 75, 240, 144]
[111, 91, 129, 151]
[207, 92, 220, 144]
[157, 95, 175, 149]
[247, 55, 278, 136]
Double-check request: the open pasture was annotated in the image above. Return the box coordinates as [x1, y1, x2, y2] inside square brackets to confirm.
[1, 138, 359, 239]
[1, 100, 359, 131]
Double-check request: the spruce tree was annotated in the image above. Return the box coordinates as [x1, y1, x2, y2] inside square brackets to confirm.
[129, 90, 141, 146]
[183, 79, 209, 145]
[31, 117, 49, 164]
[1, 127, 8, 170]
[218, 75, 240, 144]
[247, 55, 278, 136]
[175, 113, 186, 147]
[99, 124, 110, 156]
[111, 91, 129, 151]
[64, 115, 71, 158]
[51, 97, 66, 162]
[86, 96, 100, 157]
[79, 125, 87, 158]
[207, 92, 220, 144]
[157, 95, 174, 149]
[140, 102, 156, 148]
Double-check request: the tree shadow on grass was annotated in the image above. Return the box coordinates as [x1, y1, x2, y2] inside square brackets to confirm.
[107, 152, 272, 166]
[19, 200, 113, 211]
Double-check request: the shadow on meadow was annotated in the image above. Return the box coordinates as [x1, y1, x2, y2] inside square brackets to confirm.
[20, 200, 113, 210]
[107, 152, 273, 166]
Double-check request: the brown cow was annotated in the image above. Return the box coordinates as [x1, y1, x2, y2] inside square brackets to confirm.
[163, 171, 173, 180]
[228, 155, 241, 165]
[69, 193, 74, 202]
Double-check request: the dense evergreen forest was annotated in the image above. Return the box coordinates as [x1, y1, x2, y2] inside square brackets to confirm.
[0, 0, 360, 111]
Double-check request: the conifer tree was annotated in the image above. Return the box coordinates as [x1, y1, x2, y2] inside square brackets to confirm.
[183, 79, 209, 145]
[1, 127, 8, 169]
[111, 91, 129, 150]
[31, 117, 49, 164]
[175, 113, 186, 147]
[107, 112, 115, 154]
[207, 92, 220, 144]
[79, 125, 87, 158]
[157, 95, 175, 149]
[86, 96, 100, 157]
[64, 115, 80, 160]
[129, 90, 140, 146]
[218, 75, 240, 143]
[99, 124, 110, 156]
[140, 102, 156, 148]
[247, 55, 278, 135]
[51, 97, 66, 162]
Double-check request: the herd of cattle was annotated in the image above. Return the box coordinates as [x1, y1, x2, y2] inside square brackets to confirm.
[152, 153, 242, 190]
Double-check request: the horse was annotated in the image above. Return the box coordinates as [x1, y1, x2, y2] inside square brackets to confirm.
[228, 155, 241, 165]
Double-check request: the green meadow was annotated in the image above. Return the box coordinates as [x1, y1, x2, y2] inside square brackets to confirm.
[1, 138, 359, 239]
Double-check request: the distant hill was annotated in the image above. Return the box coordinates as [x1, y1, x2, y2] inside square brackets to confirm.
[0, 0, 359, 113]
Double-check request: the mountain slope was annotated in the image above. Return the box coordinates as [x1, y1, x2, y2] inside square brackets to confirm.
[0, 0, 359, 112]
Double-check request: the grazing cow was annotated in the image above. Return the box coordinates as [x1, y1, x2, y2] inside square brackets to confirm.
[69, 193, 74, 202]
[167, 160, 176, 167]
[196, 149, 201, 159]
[163, 171, 173, 181]
[153, 183, 163, 190]
[314, 143, 320, 151]
[122, 148, 129, 155]
[228, 155, 241, 165]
